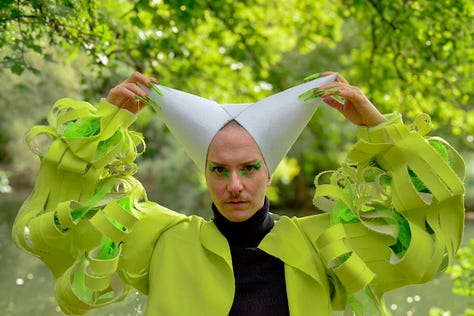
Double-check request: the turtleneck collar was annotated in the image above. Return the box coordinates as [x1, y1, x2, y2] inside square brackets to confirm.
[212, 197, 274, 248]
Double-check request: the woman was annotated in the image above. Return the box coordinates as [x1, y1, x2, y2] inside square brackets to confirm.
[12, 72, 465, 315]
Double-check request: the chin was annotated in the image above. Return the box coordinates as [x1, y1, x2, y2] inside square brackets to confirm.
[224, 210, 254, 222]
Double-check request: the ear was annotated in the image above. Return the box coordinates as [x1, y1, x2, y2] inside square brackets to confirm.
[267, 177, 272, 186]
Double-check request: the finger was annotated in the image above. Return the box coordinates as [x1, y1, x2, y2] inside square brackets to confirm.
[317, 80, 353, 91]
[108, 85, 141, 106]
[119, 85, 140, 100]
[322, 96, 344, 112]
[335, 74, 349, 84]
[126, 71, 159, 88]
[319, 71, 337, 77]
[119, 87, 148, 112]
[317, 83, 359, 100]
[122, 82, 147, 98]
[317, 82, 341, 90]
[336, 86, 366, 104]
[318, 72, 349, 85]
[125, 71, 145, 83]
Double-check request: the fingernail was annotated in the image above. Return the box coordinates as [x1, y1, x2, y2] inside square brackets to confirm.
[303, 72, 322, 82]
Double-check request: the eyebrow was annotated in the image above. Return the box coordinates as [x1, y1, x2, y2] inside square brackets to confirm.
[208, 160, 261, 167]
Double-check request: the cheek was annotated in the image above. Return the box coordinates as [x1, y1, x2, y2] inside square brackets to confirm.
[251, 177, 269, 194]
[207, 178, 225, 197]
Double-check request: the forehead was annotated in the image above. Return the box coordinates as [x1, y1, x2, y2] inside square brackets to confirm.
[207, 124, 264, 164]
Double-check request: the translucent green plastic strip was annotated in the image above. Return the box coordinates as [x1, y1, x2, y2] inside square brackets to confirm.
[25, 125, 58, 157]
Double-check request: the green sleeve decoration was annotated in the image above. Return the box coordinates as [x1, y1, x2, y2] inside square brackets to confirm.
[11, 98, 155, 314]
[313, 113, 465, 315]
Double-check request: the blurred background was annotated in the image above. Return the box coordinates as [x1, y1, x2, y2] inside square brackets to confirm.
[0, 0, 473, 315]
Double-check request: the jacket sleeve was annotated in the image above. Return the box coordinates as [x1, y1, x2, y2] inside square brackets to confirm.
[312, 113, 466, 315]
[11, 98, 184, 314]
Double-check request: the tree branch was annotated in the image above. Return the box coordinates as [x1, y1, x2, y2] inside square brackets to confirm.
[367, 0, 398, 31]
[205, 1, 265, 77]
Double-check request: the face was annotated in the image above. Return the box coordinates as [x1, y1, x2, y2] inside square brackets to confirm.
[205, 123, 271, 222]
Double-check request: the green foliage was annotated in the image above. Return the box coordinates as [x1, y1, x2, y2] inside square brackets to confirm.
[1, 0, 473, 213]
[446, 239, 474, 297]
[267, 157, 301, 203]
[1, 1, 474, 305]
[135, 134, 211, 216]
[430, 306, 474, 316]
[2, 0, 473, 123]
[341, 0, 474, 137]
[0, 0, 113, 74]
[0, 51, 84, 183]
[430, 239, 474, 316]
[429, 307, 452, 316]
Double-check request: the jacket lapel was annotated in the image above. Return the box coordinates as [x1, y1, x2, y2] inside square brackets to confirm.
[259, 216, 333, 314]
[199, 220, 233, 269]
[259, 216, 323, 282]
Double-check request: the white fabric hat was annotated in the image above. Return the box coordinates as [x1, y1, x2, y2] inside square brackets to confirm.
[146, 73, 337, 174]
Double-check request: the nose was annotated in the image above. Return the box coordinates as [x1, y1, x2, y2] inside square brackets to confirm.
[227, 171, 243, 194]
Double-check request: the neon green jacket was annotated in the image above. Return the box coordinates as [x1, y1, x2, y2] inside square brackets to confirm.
[12, 99, 466, 315]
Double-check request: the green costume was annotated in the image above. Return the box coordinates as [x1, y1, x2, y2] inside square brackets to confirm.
[12, 98, 465, 315]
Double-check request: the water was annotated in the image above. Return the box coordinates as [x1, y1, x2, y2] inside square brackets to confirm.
[1, 192, 472, 315]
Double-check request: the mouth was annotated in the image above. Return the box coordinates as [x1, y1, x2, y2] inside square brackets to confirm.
[226, 200, 247, 206]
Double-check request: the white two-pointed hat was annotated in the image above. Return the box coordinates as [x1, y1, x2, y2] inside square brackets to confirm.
[145, 73, 337, 174]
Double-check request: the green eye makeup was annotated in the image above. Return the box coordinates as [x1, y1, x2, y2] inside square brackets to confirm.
[208, 160, 262, 178]
[208, 162, 216, 172]
[208, 163, 230, 178]
[240, 160, 262, 178]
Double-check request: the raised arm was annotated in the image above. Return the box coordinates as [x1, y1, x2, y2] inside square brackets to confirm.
[316, 71, 386, 127]
[11, 72, 181, 314]
[303, 73, 465, 314]
[106, 71, 158, 113]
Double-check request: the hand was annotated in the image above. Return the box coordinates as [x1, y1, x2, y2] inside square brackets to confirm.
[106, 72, 158, 114]
[316, 72, 386, 126]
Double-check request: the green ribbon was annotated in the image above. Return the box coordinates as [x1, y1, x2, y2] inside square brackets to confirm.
[313, 113, 465, 315]
[12, 98, 148, 314]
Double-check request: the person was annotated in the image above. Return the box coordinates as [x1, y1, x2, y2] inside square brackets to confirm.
[11, 71, 465, 316]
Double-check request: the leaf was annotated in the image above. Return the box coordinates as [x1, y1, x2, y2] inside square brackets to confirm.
[130, 16, 144, 28]
[10, 63, 24, 75]
[30, 44, 43, 54]
[31, 0, 39, 9]
[44, 54, 54, 62]
[0, 0, 15, 10]
[10, 8, 21, 19]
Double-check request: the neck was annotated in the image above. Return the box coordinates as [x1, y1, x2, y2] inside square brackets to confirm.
[212, 198, 273, 247]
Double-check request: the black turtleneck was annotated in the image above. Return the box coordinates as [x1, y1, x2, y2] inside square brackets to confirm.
[212, 198, 290, 316]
